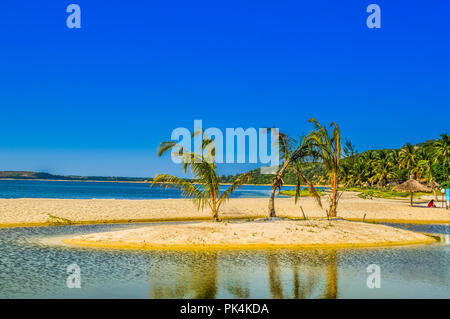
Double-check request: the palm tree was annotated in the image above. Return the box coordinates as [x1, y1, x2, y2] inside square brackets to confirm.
[343, 138, 357, 158]
[339, 164, 352, 186]
[389, 149, 400, 167]
[340, 138, 357, 187]
[349, 158, 368, 188]
[307, 118, 341, 217]
[152, 131, 251, 221]
[268, 133, 322, 217]
[388, 149, 404, 183]
[370, 151, 395, 188]
[399, 143, 419, 177]
[360, 151, 377, 186]
[434, 133, 450, 169]
[414, 147, 441, 199]
[415, 147, 431, 179]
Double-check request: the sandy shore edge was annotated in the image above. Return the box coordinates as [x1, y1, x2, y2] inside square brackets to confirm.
[62, 237, 437, 251]
[1, 194, 449, 229]
[2, 216, 449, 229]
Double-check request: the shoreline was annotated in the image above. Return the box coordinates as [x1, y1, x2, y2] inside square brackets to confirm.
[0, 194, 449, 229]
[0, 179, 329, 187]
[62, 237, 438, 251]
[0, 178, 150, 184]
[1, 216, 450, 229]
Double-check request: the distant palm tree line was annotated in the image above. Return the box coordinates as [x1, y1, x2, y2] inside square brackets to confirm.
[220, 134, 450, 190]
[340, 134, 450, 190]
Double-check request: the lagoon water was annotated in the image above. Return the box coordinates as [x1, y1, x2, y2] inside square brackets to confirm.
[0, 222, 449, 299]
[0, 179, 297, 199]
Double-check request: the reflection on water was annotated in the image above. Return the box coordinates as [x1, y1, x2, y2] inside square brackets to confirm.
[323, 251, 338, 299]
[148, 250, 339, 299]
[0, 223, 449, 298]
[149, 252, 219, 298]
[267, 253, 283, 298]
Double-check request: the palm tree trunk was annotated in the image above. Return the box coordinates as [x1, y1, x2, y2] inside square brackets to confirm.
[329, 173, 338, 217]
[213, 210, 219, 221]
[268, 163, 289, 218]
[211, 188, 219, 221]
[268, 186, 277, 217]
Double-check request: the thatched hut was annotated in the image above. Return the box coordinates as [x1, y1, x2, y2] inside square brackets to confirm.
[392, 177, 432, 207]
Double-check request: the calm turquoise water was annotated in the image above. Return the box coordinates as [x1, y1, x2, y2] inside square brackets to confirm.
[0, 180, 302, 199]
[0, 222, 448, 299]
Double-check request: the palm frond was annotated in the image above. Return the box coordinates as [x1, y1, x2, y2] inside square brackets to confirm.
[293, 165, 322, 208]
[151, 174, 210, 210]
[217, 172, 252, 209]
[157, 141, 179, 157]
[274, 132, 297, 163]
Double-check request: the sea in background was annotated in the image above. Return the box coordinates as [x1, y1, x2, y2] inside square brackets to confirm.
[0, 179, 313, 199]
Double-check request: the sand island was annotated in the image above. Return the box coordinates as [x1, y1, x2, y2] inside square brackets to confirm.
[62, 218, 436, 250]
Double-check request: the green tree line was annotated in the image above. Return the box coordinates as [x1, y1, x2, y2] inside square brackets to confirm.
[219, 133, 450, 189]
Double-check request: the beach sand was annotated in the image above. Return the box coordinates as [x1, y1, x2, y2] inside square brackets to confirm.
[63, 219, 437, 250]
[0, 191, 448, 228]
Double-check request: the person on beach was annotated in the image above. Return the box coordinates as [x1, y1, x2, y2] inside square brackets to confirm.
[427, 199, 436, 208]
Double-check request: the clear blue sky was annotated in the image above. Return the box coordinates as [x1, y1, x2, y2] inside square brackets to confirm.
[0, 1, 449, 177]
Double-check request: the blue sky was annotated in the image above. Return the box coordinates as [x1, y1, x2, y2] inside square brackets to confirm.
[0, 1, 449, 177]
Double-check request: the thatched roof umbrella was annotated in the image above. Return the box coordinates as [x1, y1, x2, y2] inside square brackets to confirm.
[392, 177, 432, 207]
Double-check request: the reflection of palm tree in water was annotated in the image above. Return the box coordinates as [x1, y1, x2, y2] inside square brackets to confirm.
[193, 253, 217, 298]
[268, 250, 338, 299]
[292, 264, 319, 299]
[322, 250, 338, 299]
[267, 253, 284, 298]
[149, 250, 338, 299]
[224, 278, 250, 298]
[149, 252, 218, 299]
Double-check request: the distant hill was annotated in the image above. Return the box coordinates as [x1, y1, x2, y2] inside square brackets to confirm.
[0, 171, 150, 182]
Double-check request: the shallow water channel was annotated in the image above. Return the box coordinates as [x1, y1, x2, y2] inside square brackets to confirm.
[0, 222, 448, 298]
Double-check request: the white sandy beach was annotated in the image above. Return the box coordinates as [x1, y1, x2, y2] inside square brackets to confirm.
[0, 191, 448, 227]
[63, 219, 436, 250]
